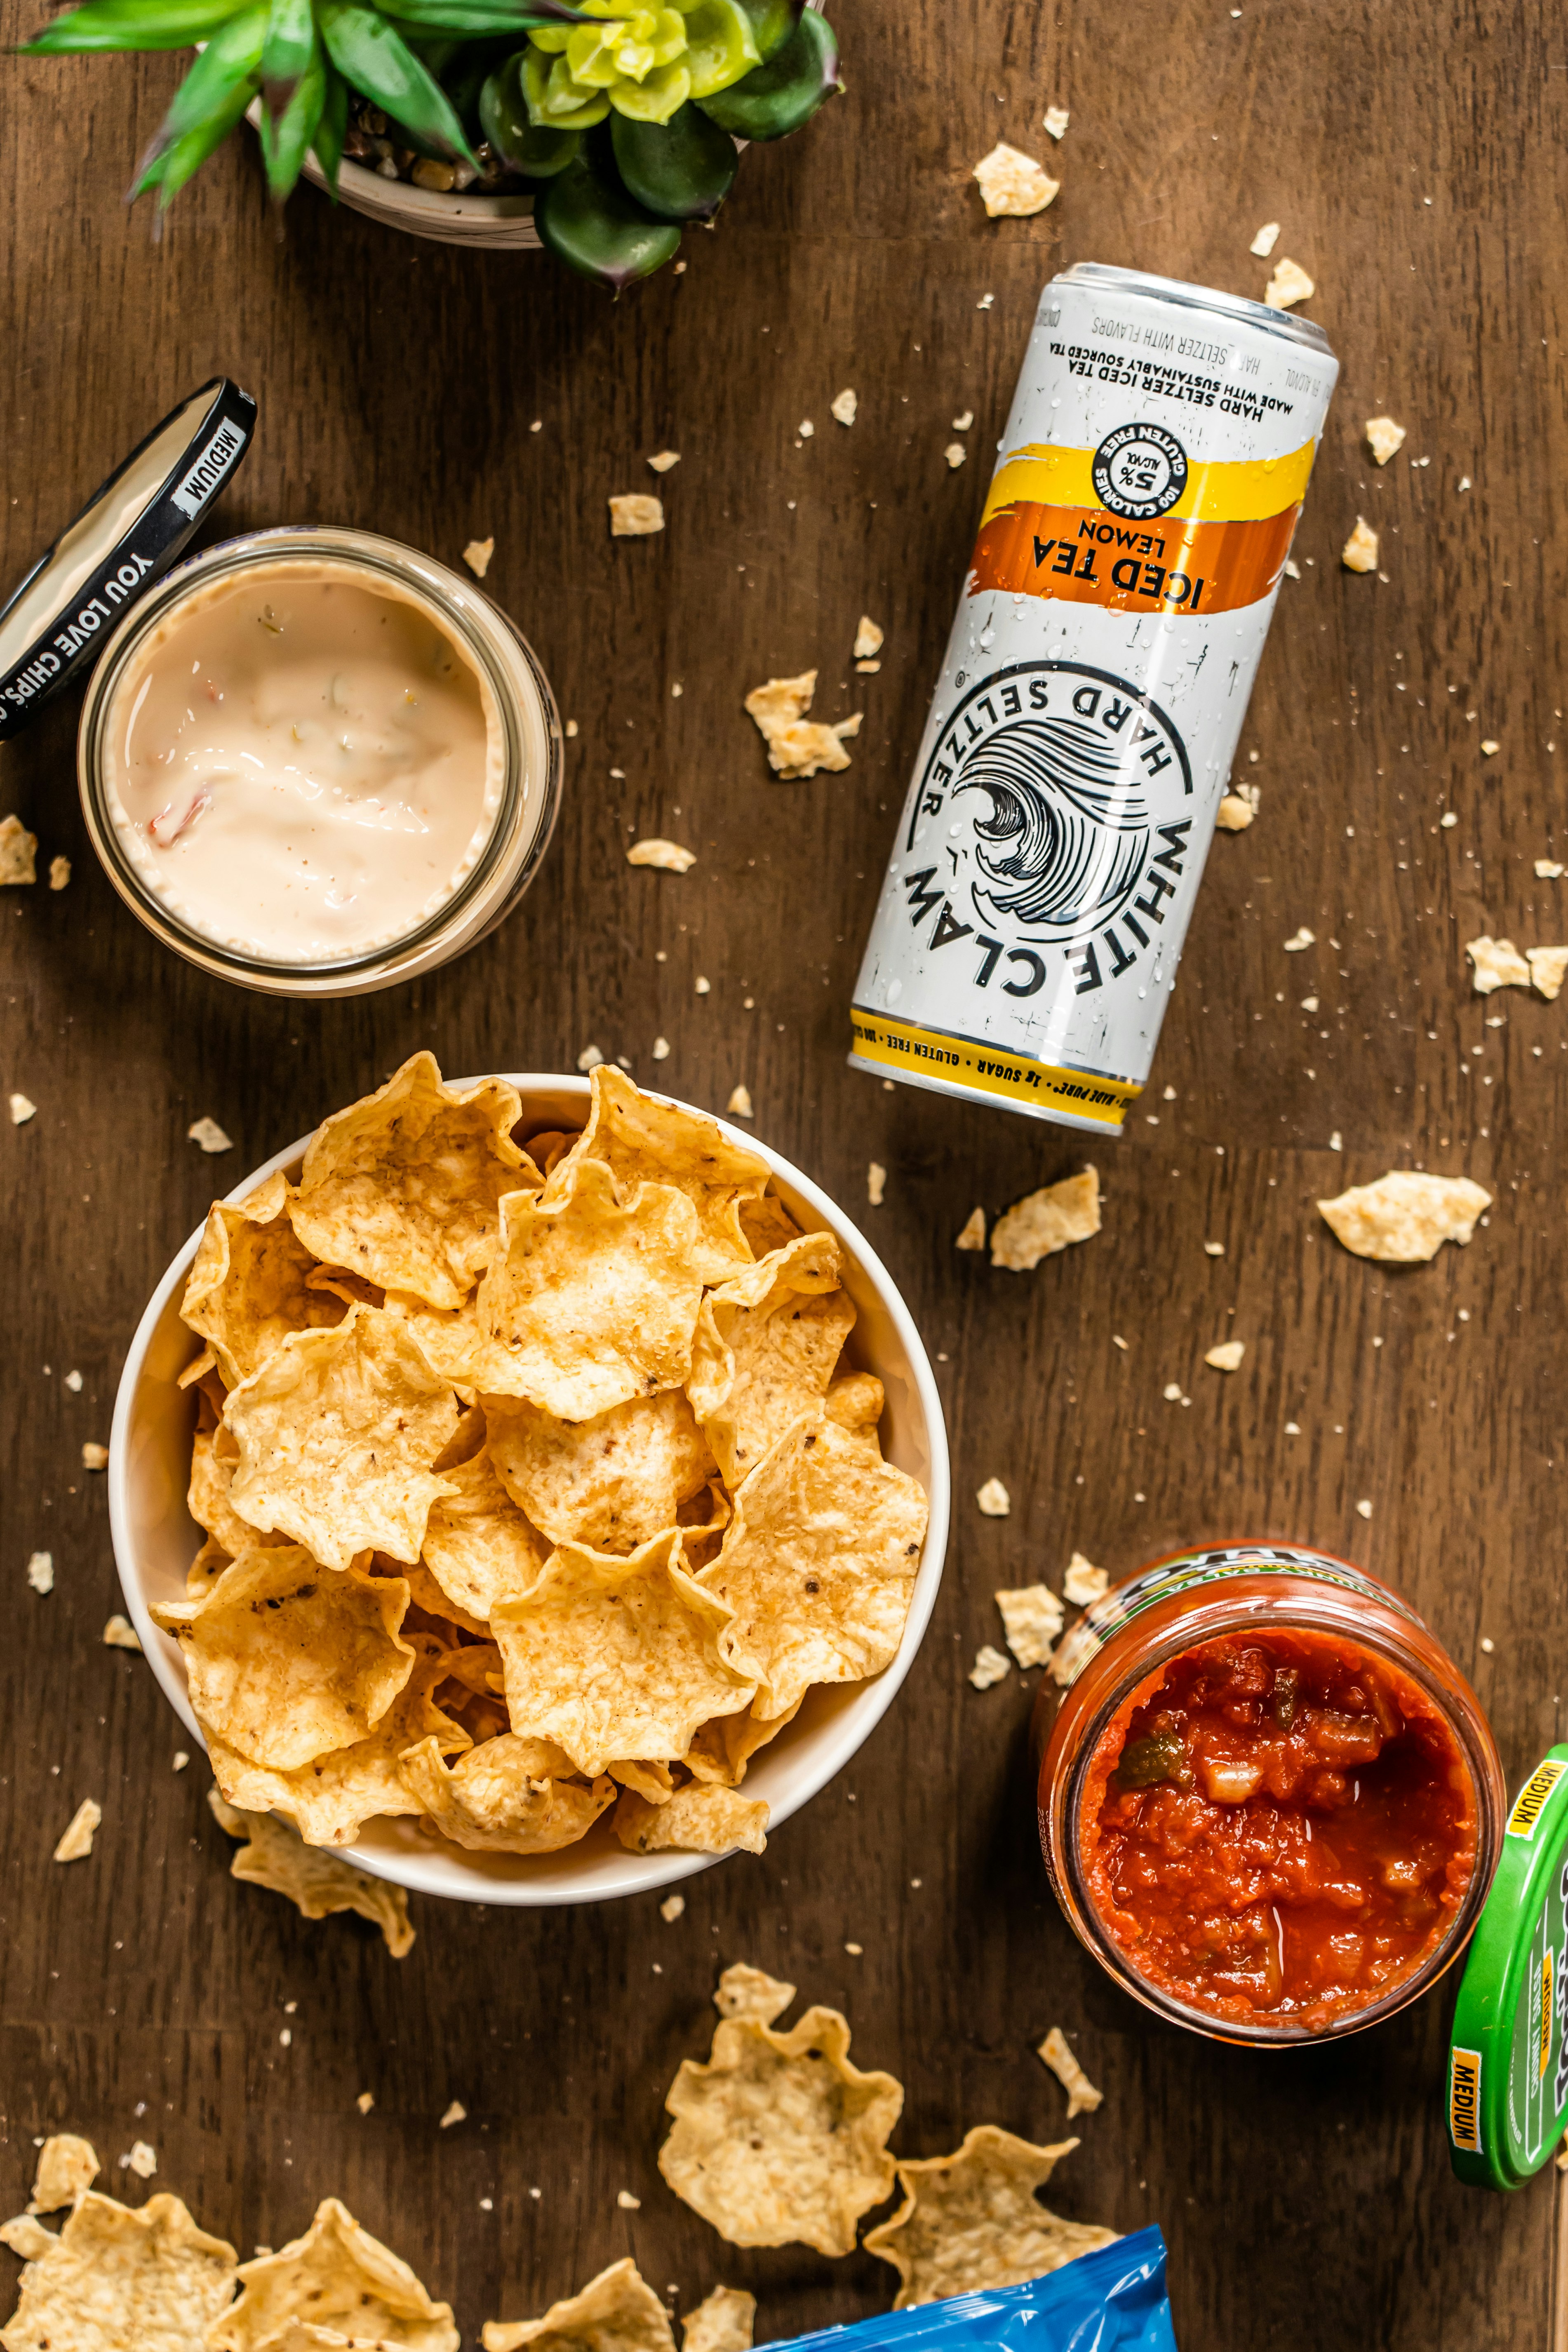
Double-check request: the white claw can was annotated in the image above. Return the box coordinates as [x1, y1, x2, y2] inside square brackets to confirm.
[849, 261, 1338, 1133]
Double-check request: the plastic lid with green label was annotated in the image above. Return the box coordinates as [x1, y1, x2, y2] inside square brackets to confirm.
[1449, 1746, 1568, 2189]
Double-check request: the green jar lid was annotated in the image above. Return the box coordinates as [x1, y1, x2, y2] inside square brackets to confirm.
[1449, 1747, 1568, 2190]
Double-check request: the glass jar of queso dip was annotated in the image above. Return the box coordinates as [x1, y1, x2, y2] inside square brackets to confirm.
[78, 525, 560, 998]
[1034, 1543, 1505, 2044]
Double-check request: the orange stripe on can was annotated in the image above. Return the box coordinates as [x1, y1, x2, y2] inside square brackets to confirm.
[969, 501, 1300, 619]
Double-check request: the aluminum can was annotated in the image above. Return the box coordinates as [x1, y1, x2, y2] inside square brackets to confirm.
[849, 262, 1338, 1133]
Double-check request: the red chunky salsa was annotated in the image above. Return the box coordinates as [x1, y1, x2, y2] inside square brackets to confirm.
[1079, 1631, 1478, 2030]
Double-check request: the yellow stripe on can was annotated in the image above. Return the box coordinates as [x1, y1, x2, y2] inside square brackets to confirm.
[849, 1009, 1140, 1127]
[980, 434, 1321, 530]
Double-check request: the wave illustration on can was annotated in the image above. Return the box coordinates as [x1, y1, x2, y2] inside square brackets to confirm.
[850, 261, 1339, 1133]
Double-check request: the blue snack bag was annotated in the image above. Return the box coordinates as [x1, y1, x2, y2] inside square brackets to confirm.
[773, 2233, 1176, 2352]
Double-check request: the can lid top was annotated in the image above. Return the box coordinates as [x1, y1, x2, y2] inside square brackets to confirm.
[1052, 261, 1335, 359]
[0, 377, 256, 743]
[1449, 1747, 1568, 2191]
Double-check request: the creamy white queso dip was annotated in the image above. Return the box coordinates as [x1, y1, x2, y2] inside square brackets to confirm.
[104, 560, 501, 962]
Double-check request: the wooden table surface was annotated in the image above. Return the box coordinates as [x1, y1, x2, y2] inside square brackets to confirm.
[2, 0, 1563, 2342]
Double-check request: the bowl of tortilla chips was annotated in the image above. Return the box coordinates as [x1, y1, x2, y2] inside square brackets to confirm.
[111, 1058, 949, 1905]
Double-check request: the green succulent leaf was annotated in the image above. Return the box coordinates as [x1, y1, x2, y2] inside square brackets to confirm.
[695, 0, 834, 137]
[522, 40, 607, 125]
[385, 0, 586, 30]
[317, 0, 477, 162]
[679, 0, 756, 97]
[534, 128, 679, 285]
[311, 54, 348, 189]
[260, 0, 313, 105]
[134, 63, 261, 202]
[479, 49, 579, 170]
[130, 3, 264, 184]
[22, 0, 242, 53]
[261, 16, 325, 198]
[731, 0, 795, 59]
[610, 97, 732, 217]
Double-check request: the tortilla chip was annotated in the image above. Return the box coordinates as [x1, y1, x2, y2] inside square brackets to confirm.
[994, 1584, 1063, 1668]
[0, 2187, 237, 2348]
[824, 1371, 883, 1443]
[1466, 934, 1532, 994]
[181, 1170, 343, 1387]
[224, 1305, 460, 1570]
[177, 1342, 219, 1392]
[1063, 1552, 1107, 1606]
[188, 1536, 231, 1595]
[0, 2216, 56, 2261]
[290, 1051, 531, 1310]
[419, 1444, 551, 1623]
[971, 141, 1059, 217]
[683, 1698, 799, 1789]
[400, 1732, 614, 1855]
[381, 1286, 489, 1391]
[681, 2287, 755, 2352]
[28, 2134, 99, 2214]
[990, 1168, 1101, 1270]
[863, 2126, 1117, 2307]
[210, 1788, 416, 1957]
[659, 2003, 903, 2255]
[209, 2195, 456, 2350]
[713, 1962, 795, 2025]
[554, 1065, 769, 1286]
[491, 1529, 755, 1777]
[1341, 514, 1378, 572]
[698, 1417, 928, 1719]
[687, 1232, 854, 1488]
[738, 1194, 801, 1257]
[1529, 946, 1568, 1000]
[481, 2256, 675, 2352]
[188, 1427, 287, 1559]
[614, 1784, 768, 1856]
[0, 814, 38, 885]
[609, 1757, 676, 1804]
[1317, 1171, 1492, 1262]
[486, 1390, 715, 1552]
[153, 1548, 414, 1772]
[475, 1157, 704, 1419]
[206, 1634, 469, 1846]
[1036, 2027, 1103, 2119]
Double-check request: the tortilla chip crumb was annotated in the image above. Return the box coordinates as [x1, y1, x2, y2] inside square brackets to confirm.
[610, 494, 665, 537]
[0, 814, 38, 884]
[955, 1207, 987, 1251]
[976, 1477, 1011, 1518]
[1205, 1340, 1245, 1372]
[1215, 793, 1254, 831]
[617, 2190, 641, 2209]
[944, 442, 968, 470]
[969, 1643, 1012, 1690]
[1466, 935, 1531, 994]
[1365, 416, 1406, 466]
[744, 670, 861, 780]
[684, 2285, 757, 2352]
[53, 1797, 101, 1863]
[1528, 946, 1568, 1000]
[990, 1167, 1100, 1270]
[1535, 859, 1564, 879]
[577, 1044, 604, 1071]
[440, 2100, 467, 2129]
[27, 1550, 53, 1594]
[1318, 1171, 1492, 1263]
[1341, 516, 1378, 573]
[103, 1614, 141, 1651]
[463, 537, 495, 579]
[853, 616, 884, 661]
[867, 1161, 886, 1206]
[10, 1091, 36, 1124]
[1042, 104, 1070, 139]
[1250, 220, 1280, 257]
[648, 450, 681, 473]
[652, 1037, 670, 1059]
[49, 856, 71, 891]
[972, 141, 1060, 218]
[994, 1583, 1063, 1667]
[1481, 738, 1500, 756]
[1356, 1499, 1373, 1521]
[188, 1116, 232, 1153]
[1265, 256, 1314, 309]
[119, 2142, 156, 2180]
[660, 1893, 686, 1923]
[831, 389, 858, 426]
[726, 1084, 754, 1119]
[1037, 2027, 1103, 2118]
[627, 837, 696, 873]
[357, 2091, 374, 2112]
[82, 1441, 109, 1471]
[1063, 1552, 1107, 1606]
[1283, 927, 1315, 951]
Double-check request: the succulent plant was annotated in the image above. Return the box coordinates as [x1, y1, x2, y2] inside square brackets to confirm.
[17, 0, 840, 284]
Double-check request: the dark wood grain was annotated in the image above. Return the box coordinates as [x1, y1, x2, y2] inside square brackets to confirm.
[1, 1, 1563, 2343]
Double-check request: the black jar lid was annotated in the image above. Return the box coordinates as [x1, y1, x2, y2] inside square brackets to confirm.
[0, 377, 256, 741]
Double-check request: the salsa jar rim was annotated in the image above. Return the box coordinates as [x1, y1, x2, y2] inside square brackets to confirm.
[1035, 1548, 1506, 2048]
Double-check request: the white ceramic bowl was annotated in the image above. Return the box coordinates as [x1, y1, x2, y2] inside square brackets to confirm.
[110, 1076, 950, 1907]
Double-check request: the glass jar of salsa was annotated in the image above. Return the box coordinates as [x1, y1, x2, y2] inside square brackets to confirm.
[1034, 1544, 1505, 2043]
